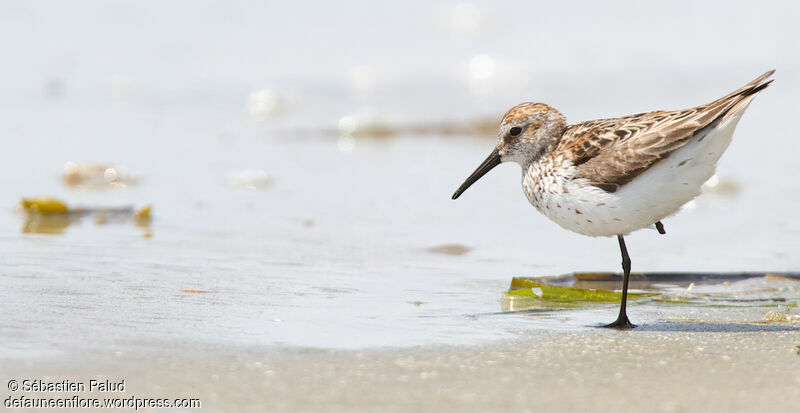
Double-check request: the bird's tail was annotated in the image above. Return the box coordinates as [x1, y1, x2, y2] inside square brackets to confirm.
[704, 70, 774, 123]
[721, 70, 774, 122]
[723, 70, 775, 99]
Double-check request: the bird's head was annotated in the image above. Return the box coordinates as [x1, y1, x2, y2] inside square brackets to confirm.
[452, 102, 566, 199]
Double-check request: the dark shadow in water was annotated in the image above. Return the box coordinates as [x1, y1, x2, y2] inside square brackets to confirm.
[629, 321, 800, 333]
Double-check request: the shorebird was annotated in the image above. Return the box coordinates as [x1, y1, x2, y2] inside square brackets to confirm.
[452, 71, 774, 328]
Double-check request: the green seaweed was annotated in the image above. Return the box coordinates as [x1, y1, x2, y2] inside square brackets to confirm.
[503, 274, 800, 312]
[506, 281, 655, 303]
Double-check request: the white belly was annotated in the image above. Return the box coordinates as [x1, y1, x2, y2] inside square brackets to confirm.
[523, 107, 748, 237]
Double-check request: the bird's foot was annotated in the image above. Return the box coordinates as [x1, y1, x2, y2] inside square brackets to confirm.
[602, 315, 636, 329]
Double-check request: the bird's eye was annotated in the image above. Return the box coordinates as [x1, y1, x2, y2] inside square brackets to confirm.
[509, 127, 522, 137]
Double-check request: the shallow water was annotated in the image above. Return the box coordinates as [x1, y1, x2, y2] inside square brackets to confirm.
[1, 0, 800, 357]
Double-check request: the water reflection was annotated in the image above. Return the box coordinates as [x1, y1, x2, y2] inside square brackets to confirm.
[19, 198, 152, 236]
[22, 214, 74, 234]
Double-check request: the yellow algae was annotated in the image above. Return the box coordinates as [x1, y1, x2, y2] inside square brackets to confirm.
[135, 205, 152, 219]
[20, 197, 69, 214]
[18, 198, 152, 234]
[181, 289, 209, 294]
[134, 205, 153, 230]
[506, 282, 655, 303]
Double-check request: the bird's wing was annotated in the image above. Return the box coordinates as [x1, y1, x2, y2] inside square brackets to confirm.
[559, 70, 774, 193]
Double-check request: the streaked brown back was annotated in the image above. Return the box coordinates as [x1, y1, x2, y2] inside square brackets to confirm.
[559, 71, 774, 193]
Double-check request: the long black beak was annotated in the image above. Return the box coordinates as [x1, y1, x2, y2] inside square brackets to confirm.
[452, 149, 501, 200]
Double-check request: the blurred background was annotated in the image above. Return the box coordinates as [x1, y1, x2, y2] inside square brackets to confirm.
[1, 0, 799, 352]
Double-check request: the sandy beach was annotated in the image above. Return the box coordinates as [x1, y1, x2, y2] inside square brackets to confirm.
[4, 311, 799, 412]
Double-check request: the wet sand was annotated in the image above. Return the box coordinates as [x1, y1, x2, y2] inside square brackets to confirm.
[4, 314, 799, 413]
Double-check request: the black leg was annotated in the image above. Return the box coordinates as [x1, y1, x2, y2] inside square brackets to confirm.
[603, 234, 636, 328]
[655, 221, 665, 234]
